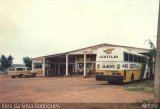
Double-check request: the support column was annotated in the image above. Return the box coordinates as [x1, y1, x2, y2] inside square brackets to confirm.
[84, 53, 87, 77]
[66, 54, 69, 76]
[55, 64, 57, 75]
[75, 56, 78, 75]
[42, 57, 45, 76]
[58, 59, 60, 75]
[32, 63, 34, 71]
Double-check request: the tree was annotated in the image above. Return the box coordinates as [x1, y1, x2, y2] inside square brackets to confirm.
[8, 55, 14, 67]
[23, 57, 32, 70]
[146, 39, 156, 58]
[145, 39, 156, 79]
[0, 55, 13, 69]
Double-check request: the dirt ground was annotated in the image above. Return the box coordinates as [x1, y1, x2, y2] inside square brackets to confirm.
[0, 76, 153, 103]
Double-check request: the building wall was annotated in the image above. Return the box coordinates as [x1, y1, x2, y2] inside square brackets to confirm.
[34, 69, 43, 76]
[32, 44, 149, 77]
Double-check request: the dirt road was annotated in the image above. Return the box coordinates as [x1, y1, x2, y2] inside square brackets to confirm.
[0, 76, 153, 103]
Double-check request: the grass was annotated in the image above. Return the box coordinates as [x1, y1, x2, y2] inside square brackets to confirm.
[123, 80, 154, 93]
[138, 99, 153, 104]
[124, 81, 155, 108]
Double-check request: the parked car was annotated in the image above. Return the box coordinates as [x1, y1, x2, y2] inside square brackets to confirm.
[7, 67, 36, 78]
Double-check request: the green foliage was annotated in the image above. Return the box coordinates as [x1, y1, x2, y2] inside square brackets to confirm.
[0, 55, 13, 69]
[145, 39, 156, 58]
[23, 57, 32, 69]
[124, 81, 154, 93]
[145, 39, 156, 79]
[137, 99, 153, 104]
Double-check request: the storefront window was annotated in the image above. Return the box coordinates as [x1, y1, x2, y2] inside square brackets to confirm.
[87, 63, 93, 69]
[78, 63, 84, 68]
[77, 63, 93, 69]
[34, 64, 42, 69]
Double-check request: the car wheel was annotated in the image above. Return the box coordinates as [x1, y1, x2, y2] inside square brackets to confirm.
[11, 76, 15, 78]
[18, 74, 23, 78]
[32, 73, 36, 77]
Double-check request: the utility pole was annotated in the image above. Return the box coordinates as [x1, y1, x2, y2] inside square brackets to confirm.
[154, 0, 160, 104]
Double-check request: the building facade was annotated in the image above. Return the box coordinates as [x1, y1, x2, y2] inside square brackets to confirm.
[32, 43, 149, 77]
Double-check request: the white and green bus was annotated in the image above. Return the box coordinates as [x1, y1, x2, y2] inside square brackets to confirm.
[95, 47, 150, 83]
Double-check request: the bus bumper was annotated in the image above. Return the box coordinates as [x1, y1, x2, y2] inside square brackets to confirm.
[96, 75, 123, 82]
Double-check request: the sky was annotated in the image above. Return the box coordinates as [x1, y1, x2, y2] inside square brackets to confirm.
[0, 0, 159, 64]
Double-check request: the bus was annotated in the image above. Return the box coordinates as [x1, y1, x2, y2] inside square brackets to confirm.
[95, 47, 150, 83]
[7, 67, 37, 78]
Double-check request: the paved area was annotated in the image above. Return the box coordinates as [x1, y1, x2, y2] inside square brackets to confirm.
[0, 71, 4, 75]
[0, 76, 153, 103]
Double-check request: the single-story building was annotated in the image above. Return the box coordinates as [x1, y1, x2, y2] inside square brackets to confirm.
[32, 43, 149, 77]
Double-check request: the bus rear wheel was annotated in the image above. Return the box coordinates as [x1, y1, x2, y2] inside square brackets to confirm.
[108, 81, 119, 84]
[108, 81, 114, 84]
[130, 74, 134, 83]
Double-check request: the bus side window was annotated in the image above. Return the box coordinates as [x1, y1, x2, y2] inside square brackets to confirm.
[142, 57, 146, 63]
[138, 56, 142, 63]
[134, 55, 138, 62]
[124, 52, 128, 61]
[129, 54, 133, 62]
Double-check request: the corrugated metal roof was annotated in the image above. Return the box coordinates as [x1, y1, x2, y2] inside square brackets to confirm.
[32, 43, 150, 59]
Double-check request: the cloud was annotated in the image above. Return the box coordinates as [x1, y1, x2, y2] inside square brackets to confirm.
[0, 0, 159, 63]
